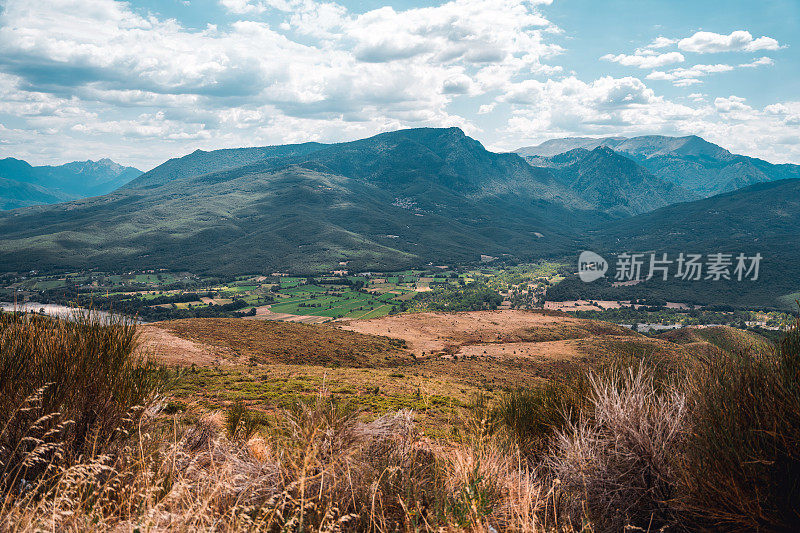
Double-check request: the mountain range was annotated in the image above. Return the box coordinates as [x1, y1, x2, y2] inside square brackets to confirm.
[516, 135, 800, 197]
[0, 127, 798, 307]
[0, 128, 601, 274]
[0, 158, 141, 210]
[522, 146, 698, 216]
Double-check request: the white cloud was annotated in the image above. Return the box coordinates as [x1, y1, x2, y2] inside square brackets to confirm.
[678, 30, 781, 54]
[500, 75, 701, 139]
[714, 95, 752, 114]
[647, 57, 774, 87]
[0, 0, 567, 166]
[219, 0, 266, 14]
[646, 36, 677, 49]
[740, 56, 774, 68]
[601, 51, 684, 69]
[0, 0, 798, 168]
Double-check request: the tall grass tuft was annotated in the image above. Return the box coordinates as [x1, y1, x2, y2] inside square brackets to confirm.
[679, 318, 800, 532]
[0, 311, 167, 494]
[224, 400, 263, 441]
[491, 378, 590, 459]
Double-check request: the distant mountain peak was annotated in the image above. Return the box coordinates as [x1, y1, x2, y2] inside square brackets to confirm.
[0, 157, 142, 209]
[516, 133, 799, 197]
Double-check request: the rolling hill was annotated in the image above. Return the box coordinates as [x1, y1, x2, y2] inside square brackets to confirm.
[0, 177, 70, 210]
[547, 178, 800, 308]
[516, 135, 800, 197]
[0, 157, 141, 209]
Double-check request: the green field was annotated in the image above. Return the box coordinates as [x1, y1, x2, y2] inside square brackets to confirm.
[1, 261, 570, 321]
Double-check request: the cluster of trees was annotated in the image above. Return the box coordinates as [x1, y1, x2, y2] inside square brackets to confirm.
[405, 282, 502, 312]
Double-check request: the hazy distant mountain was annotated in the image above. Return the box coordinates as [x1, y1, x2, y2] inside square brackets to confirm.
[524, 146, 698, 216]
[0, 177, 70, 210]
[0, 128, 602, 274]
[0, 157, 141, 209]
[516, 135, 800, 197]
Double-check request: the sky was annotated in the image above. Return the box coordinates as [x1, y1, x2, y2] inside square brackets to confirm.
[0, 0, 798, 170]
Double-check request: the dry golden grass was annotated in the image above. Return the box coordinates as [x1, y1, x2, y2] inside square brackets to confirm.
[338, 310, 636, 357]
[7, 310, 794, 532]
[1, 389, 570, 533]
[152, 313, 717, 437]
[151, 318, 414, 367]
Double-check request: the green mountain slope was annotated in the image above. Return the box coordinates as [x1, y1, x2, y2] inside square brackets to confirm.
[524, 147, 698, 216]
[0, 128, 602, 274]
[0, 177, 70, 210]
[547, 178, 800, 308]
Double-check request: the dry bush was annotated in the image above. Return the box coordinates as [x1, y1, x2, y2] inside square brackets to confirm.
[1, 387, 568, 532]
[264, 393, 440, 531]
[547, 364, 685, 531]
[442, 442, 557, 532]
[679, 319, 800, 532]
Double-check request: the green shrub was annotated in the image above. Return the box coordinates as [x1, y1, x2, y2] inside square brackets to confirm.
[680, 319, 800, 531]
[491, 378, 590, 457]
[224, 400, 263, 441]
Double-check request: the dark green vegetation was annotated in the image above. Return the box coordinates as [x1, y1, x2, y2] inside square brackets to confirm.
[0, 312, 166, 491]
[517, 134, 800, 197]
[405, 282, 503, 312]
[548, 178, 800, 309]
[0, 157, 140, 209]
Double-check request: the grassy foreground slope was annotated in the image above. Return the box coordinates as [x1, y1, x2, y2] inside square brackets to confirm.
[149, 311, 731, 431]
[4, 309, 797, 532]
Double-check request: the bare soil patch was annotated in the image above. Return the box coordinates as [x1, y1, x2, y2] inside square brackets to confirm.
[137, 325, 234, 366]
[338, 310, 635, 356]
